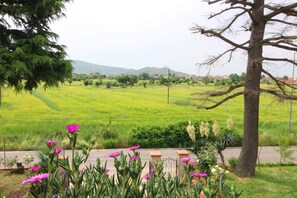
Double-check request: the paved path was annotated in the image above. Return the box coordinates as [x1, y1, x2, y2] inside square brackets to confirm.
[1, 147, 296, 173]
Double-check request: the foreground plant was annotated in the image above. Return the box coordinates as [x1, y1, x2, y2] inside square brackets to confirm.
[22, 124, 241, 197]
[187, 119, 239, 172]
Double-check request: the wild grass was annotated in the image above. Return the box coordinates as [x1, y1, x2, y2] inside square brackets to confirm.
[0, 83, 296, 150]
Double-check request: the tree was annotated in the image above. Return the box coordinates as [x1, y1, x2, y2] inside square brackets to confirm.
[192, 0, 297, 177]
[0, 0, 72, 94]
[229, 73, 241, 84]
[117, 75, 130, 86]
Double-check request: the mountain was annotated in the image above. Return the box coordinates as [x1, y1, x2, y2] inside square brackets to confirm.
[72, 60, 189, 76]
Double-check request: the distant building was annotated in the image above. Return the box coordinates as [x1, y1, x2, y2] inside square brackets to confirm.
[284, 78, 297, 85]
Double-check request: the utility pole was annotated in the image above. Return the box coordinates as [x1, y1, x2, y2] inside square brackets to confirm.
[289, 52, 296, 132]
[167, 68, 170, 104]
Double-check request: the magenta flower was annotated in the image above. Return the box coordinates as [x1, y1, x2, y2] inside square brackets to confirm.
[142, 173, 150, 180]
[191, 173, 207, 178]
[54, 147, 62, 154]
[127, 145, 140, 151]
[189, 161, 195, 167]
[131, 155, 138, 161]
[66, 124, 80, 133]
[47, 140, 55, 147]
[31, 165, 41, 173]
[104, 168, 110, 174]
[181, 156, 191, 163]
[150, 167, 156, 173]
[22, 173, 49, 185]
[106, 151, 121, 157]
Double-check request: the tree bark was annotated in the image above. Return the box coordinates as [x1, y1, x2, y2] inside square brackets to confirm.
[0, 86, 2, 107]
[218, 149, 226, 168]
[235, 0, 265, 177]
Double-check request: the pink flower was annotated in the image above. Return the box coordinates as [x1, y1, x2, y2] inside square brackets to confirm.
[150, 167, 156, 173]
[66, 124, 80, 133]
[131, 155, 138, 161]
[191, 173, 207, 178]
[22, 173, 50, 185]
[127, 145, 140, 151]
[47, 140, 55, 146]
[104, 168, 110, 174]
[189, 161, 195, 167]
[54, 147, 62, 154]
[181, 156, 191, 163]
[31, 165, 41, 172]
[142, 173, 150, 180]
[106, 151, 121, 157]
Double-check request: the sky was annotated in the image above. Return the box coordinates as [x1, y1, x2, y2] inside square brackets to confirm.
[50, 0, 296, 77]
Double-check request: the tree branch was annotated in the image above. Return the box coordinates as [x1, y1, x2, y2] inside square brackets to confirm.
[191, 25, 249, 50]
[263, 42, 297, 51]
[264, 3, 297, 20]
[263, 57, 297, 66]
[260, 89, 297, 100]
[197, 91, 245, 110]
[209, 6, 254, 26]
[205, 83, 244, 96]
[268, 19, 297, 27]
[261, 69, 287, 95]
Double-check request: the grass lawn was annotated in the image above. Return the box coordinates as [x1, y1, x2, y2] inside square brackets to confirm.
[0, 166, 296, 197]
[0, 170, 28, 197]
[228, 166, 297, 198]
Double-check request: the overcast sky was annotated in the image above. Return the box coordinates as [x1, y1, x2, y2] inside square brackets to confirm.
[51, 0, 295, 77]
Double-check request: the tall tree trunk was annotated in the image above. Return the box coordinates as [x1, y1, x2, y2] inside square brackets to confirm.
[0, 86, 2, 107]
[235, 0, 265, 177]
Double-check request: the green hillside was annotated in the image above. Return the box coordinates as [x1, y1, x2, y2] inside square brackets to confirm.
[72, 60, 188, 76]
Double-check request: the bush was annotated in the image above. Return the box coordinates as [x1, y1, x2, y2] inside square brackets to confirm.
[106, 81, 112, 88]
[130, 121, 192, 148]
[102, 139, 117, 148]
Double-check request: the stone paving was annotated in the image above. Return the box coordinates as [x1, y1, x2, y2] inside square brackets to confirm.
[1, 147, 296, 174]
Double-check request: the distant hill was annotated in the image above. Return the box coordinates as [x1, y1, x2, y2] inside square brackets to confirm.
[72, 60, 189, 76]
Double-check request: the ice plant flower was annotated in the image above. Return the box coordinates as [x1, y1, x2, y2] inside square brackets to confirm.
[31, 165, 41, 173]
[181, 156, 191, 163]
[104, 168, 110, 174]
[66, 124, 80, 133]
[54, 147, 62, 154]
[142, 173, 150, 180]
[106, 151, 121, 157]
[191, 173, 207, 178]
[189, 161, 195, 167]
[127, 145, 140, 151]
[22, 173, 49, 185]
[47, 140, 55, 146]
[131, 155, 138, 161]
[150, 167, 156, 173]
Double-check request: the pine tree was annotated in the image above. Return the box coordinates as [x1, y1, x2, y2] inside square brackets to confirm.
[0, 0, 73, 93]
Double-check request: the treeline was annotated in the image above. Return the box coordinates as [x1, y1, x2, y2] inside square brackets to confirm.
[66, 72, 272, 88]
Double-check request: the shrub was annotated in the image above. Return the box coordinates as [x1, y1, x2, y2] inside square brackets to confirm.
[228, 157, 238, 169]
[3, 156, 18, 168]
[106, 81, 112, 88]
[130, 122, 192, 148]
[102, 139, 118, 148]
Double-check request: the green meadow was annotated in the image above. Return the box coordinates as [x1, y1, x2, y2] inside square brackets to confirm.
[0, 82, 296, 150]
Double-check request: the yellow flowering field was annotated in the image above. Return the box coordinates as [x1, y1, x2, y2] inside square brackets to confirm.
[0, 83, 295, 150]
